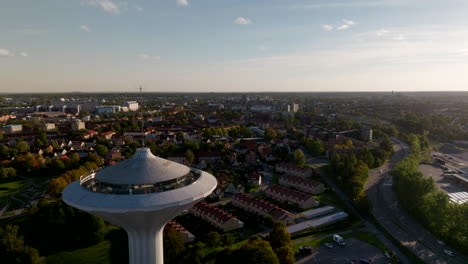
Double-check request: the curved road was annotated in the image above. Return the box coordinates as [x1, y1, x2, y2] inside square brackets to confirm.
[365, 138, 467, 264]
[306, 157, 411, 264]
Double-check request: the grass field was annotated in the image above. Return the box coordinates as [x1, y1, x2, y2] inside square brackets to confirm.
[292, 236, 333, 252]
[0, 179, 24, 196]
[343, 232, 387, 252]
[0, 179, 24, 207]
[45, 241, 111, 264]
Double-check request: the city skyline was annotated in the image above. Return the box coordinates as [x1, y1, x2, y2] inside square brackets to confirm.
[1, 0, 468, 92]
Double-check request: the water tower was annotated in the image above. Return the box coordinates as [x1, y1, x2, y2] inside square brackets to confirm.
[63, 148, 217, 264]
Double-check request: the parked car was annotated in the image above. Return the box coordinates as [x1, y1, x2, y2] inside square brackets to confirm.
[444, 250, 454, 257]
[333, 234, 345, 246]
[325, 242, 334, 248]
[437, 240, 446, 245]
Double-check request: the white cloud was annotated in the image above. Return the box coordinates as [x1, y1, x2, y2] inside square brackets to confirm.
[376, 29, 389, 37]
[84, 0, 120, 14]
[177, 0, 189, 6]
[20, 52, 28, 57]
[342, 19, 355, 26]
[80, 25, 91, 32]
[0, 48, 14, 57]
[456, 49, 468, 56]
[337, 24, 350, 30]
[137, 54, 161, 60]
[257, 45, 268, 51]
[293, 0, 405, 9]
[323, 19, 355, 31]
[135, 6, 143, 12]
[322, 25, 334, 31]
[392, 34, 405, 41]
[337, 19, 355, 30]
[234, 17, 252, 25]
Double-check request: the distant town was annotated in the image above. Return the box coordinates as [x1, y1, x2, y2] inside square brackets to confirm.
[0, 92, 467, 264]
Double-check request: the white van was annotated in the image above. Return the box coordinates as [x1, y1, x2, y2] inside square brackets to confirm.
[333, 234, 345, 246]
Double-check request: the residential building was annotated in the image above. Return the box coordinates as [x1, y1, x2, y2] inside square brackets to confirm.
[265, 185, 319, 209]
[279, 174, 325, 195]
[166, 221, 195, 243]
[232, 193, 295, 225]
[190, 202, 244, 232]
[276, 163, 312, 178]
[246, 172, 262, 186]
[3, 124, 22, 133]
[124, 101, 139, 111]
[360, 127, 373, 142]
[71, 120, 85, 131]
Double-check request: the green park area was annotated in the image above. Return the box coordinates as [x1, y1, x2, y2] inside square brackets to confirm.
[0, 179, 24, 208]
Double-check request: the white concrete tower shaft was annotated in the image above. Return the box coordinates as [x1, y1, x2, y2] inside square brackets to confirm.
[63, 148, 217, 264]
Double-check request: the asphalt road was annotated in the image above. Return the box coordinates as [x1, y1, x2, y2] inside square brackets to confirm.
[306, 156, 411, 264]
[297, 238, 388, 264]
[365, 138, 468, 264]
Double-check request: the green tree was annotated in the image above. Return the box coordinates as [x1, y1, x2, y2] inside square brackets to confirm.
[0, 225, 40, 264]
[95, 144, 109, 157]
[293, 149, 306, 167]
[264, 128, 277, 141]
[305, 139, 324, 156]
[207, 231, 221, 248]
[0, 145, 10, 159]
[164, 226, 186, 264]
[237, 238, 279, 264]
[185, 149, 195, 165]
[35, 132, 48, 147]
[0, 167, 17, 179]
[268, 222, 294, 264]
[16, 140, 30, 153]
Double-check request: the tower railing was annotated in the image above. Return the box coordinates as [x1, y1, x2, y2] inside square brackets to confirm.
[79, 169, 202, 195]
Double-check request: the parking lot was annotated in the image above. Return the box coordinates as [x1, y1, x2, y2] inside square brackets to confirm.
[297, 238, 388, 264]
[419, 163, 467, 194]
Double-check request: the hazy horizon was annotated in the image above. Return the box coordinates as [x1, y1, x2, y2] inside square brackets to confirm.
[1, 0, 468, 93]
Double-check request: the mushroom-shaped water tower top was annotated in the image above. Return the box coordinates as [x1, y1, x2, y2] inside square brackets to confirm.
[63, 148, 217, 264]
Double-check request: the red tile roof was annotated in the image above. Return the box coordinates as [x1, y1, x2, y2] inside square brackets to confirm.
[266, 184, 311, 202]
[192, 202, 237, 224]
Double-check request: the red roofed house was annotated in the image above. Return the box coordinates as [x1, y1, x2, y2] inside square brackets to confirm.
[165, 221, 195, 242]
[102, 131, 116, 140]
[231, 193, 295, 225]
[279, 174, 325, 195]
[265, 185, 319, 209]
[190, 202, 244, 232]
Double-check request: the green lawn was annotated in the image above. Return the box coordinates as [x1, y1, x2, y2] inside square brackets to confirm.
[292, 236, 333, 252]
[342, 232, 387, 252]
[45, 241, 111, 264]
[0, 179, 24, 196]
[0, 179, 24, 207]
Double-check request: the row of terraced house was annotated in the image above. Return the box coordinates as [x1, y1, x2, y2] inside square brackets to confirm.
[231, 193, 295, 225]
[276, 163, 312, 178]
[279, 174, 325, 194]
[265, 184, 319, 210]
[190, 202, 244, 232]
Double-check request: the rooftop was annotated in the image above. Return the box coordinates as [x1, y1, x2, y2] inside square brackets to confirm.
[94, 148, 190, 185]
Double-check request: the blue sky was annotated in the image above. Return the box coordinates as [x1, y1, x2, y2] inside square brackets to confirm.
[1, 0, 468, 92]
